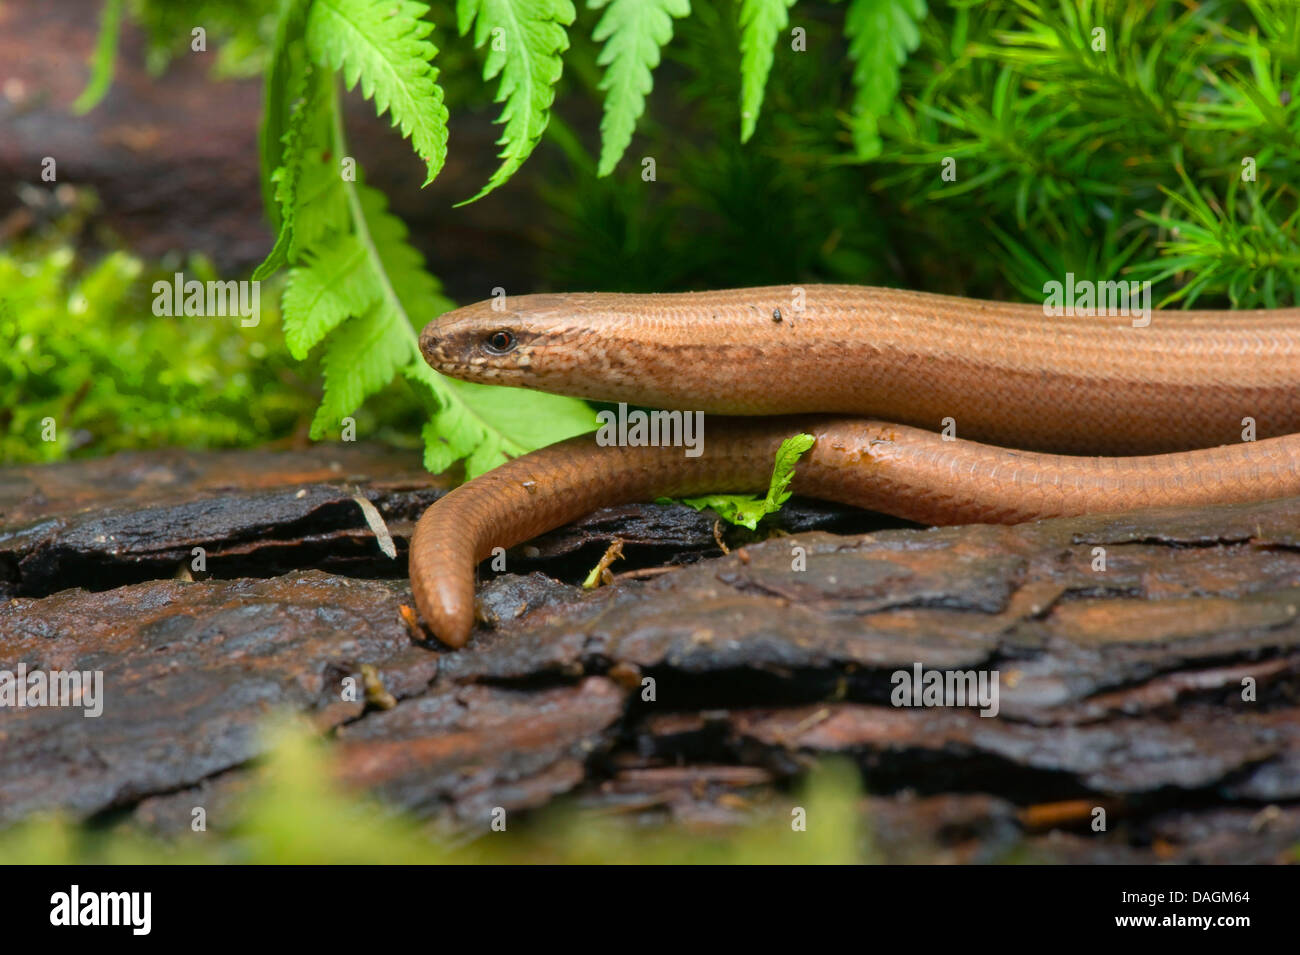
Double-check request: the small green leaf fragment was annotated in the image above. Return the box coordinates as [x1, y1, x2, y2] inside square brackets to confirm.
[679, 432, 816, 529]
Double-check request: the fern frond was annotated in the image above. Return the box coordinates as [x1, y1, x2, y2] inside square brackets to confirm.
[281, 235, 380, 358]
[406, 369, 597, 474]
[455, 0, 577, 203]
[313, 301, 414, 436]
[73, 0, 124, 114]
[737, 0, 796, 143]
[260, 0, 314, 222]
[280, 82, 592, 472]
[255, 60, 326, 281]
[358, 184, 446, 317]
[306, 0, 449, 185]
[298, 168, 452, 438]
[291, 146, 353, 257]
[843, 0, 927, 159]
[589, 0, 691, 177]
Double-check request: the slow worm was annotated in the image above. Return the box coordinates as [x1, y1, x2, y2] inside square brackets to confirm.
[410, 285, 1300, 647]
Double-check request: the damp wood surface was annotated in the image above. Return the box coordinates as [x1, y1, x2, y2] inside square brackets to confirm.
[2, 442, 1298, 863]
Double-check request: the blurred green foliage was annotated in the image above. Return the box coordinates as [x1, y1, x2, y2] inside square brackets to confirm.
[7, 0, 1300, 861]
[541, 2, 894, 292]
[37, 0, 1300, 470]
[125, 0, 277, 78]
[0, 197, 452, 466]
[541, 0, 1300, 307]
[0, 231, 317, 465]
[0, 723, 870, 864]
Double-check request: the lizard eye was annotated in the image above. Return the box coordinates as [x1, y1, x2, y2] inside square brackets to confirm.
[484, 330, 517, 355]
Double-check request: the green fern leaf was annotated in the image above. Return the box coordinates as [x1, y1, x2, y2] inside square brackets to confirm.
[678, 432, 815, 529]
[737, 0, 796, 143]
[72, 0, 124, 115]
[444, 378, 596, 470]
[307, 147, 594, 466]
[304, 176, 450, 438]
[589, 0, 690, 177]
[843, 0, 927, 159]
[282, 235, 381, 358]
[456, 0, 577, 203]
[357, 184, 448, 319]
[291, 147, 352, 259]
[405, 367, 597, 474]
[270, 77, 593, 471]
[255, 62, 327, 281]
[306, 0, 449, 185]
[260, 0, 314, 224]
[312, 302, 413, 437]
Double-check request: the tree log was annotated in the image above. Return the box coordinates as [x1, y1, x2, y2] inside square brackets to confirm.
[2, 444, 1298, 862]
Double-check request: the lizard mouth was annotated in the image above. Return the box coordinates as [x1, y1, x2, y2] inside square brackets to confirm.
[417, 323, 459, 373]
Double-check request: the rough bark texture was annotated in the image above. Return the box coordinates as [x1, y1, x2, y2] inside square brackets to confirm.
[2, 443, 1298, 863]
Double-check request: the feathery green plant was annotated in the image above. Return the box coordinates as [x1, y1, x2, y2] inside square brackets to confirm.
[306, 0, 450, 186]
[737, 0, 798, 142]
[248, 1, 596, 476]
[69, 0, 1300, 482]
[676, 432, 816, 530]
[590, 0, 691, 176]
[842, 0, 928, 158]
[72, 0, 126, 114]
[457, 0, 578, 203]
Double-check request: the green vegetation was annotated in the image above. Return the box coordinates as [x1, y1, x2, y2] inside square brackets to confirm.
[676, 432, 815, 530]
[5, 0, 1300, 862]
[0, 724, 869, 864]
[14, 0, 1300, 470]
[0, 230, 311, 464]
[56, 0, 1300, 482]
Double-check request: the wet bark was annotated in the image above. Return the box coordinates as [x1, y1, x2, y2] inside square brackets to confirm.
[2, 443, 1298, 863]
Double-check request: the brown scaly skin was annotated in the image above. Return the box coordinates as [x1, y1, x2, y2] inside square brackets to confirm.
[411, 286, 1300, 648]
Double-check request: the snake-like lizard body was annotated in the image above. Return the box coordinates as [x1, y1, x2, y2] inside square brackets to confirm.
[411, 285, 1300, 647]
